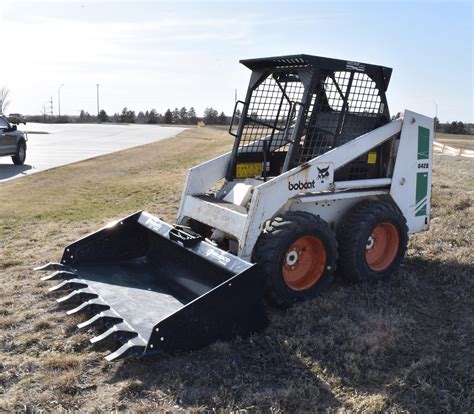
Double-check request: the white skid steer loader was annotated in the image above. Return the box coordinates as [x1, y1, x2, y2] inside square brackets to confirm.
[38, 54, 433, 360]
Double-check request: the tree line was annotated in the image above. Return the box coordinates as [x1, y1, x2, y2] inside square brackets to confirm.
[27, 106, 230, 125]
[434, 118, 471, 135]
[104, 107, 228, 125]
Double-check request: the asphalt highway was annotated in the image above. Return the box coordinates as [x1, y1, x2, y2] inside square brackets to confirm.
[0, 123, 185, 182]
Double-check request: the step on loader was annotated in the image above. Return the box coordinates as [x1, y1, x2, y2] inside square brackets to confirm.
[37, 54, 433, 361]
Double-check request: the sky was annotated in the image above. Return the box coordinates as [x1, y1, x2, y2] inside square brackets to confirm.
[0, 1, 472, 122]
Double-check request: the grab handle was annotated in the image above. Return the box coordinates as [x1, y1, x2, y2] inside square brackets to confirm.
[229, 100, 246, 137]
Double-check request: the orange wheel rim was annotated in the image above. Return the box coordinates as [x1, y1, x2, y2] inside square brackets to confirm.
[366, 222, 399, 271]
[282, 236, 327, 291]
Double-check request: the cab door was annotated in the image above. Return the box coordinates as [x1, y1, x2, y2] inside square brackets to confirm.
[0, 117, 16, 155]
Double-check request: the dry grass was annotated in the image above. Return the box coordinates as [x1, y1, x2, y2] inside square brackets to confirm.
[0, 127, 473, 412]
[435, 132, 474, 150]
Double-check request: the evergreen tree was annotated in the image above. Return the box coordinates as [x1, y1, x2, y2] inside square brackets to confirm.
[218, 111, 228, 125]
[204, 107, 219, 124]
[119, 107, 135, 123]
[148, 109, 158, 124]
[98, 109, 109, 122]
[171, 107, 180, 124]
[164, 108, 173, 124]
[119, 107, 129, 123]
[188, 107, 197, 124]
[179, 107, 188, 124]
[79, 110, 92, 122]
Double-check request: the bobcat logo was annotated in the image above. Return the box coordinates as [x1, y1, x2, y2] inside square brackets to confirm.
[317, 166, 330, 180]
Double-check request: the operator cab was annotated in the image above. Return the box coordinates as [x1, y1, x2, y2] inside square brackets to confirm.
[227, 54, 392, 183]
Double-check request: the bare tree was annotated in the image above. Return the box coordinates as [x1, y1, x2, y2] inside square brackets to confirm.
[0, 87, 10, 114]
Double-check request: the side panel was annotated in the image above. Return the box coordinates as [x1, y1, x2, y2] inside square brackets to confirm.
[289, 190, 388, 228]
[390, 110, 433, 234]
[146, 262, 268, 354]
[238, 120, 402, 260]
[176, 152, 231, 222]
[181, 152, 231, 195]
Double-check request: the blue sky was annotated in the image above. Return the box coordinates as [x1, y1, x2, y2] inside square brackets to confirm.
[0, 1, 472, 121]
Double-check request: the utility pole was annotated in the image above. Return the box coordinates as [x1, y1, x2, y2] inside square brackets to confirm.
[50, 97, 54, 116]
[433, 100, 438, 136]
[96, 84, 100, 122]
[58, 84, 64, 118]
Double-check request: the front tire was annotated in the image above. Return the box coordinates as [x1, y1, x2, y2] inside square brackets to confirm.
[12, 141, 26, 165]
[337, 200, 408, 283]
[255, 211, 338, 308]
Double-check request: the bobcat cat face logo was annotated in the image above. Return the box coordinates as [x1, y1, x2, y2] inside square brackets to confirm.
[317, 166, 330, 179]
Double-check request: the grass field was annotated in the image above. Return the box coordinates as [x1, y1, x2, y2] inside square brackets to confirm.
[435, 132, 474, 150]
[1, 128, 473, 412]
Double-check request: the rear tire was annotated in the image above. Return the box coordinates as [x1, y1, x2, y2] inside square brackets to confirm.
[12, 141, 26, 165]
[255, 211, 338, 308]
[337, 200, 408, 283]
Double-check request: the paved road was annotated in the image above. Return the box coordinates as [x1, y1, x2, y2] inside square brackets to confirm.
[0, 123, 186, 182]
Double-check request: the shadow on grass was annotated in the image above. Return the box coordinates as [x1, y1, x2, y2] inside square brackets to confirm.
[68, 257, 474, 410]
[109, 334, 341, 411]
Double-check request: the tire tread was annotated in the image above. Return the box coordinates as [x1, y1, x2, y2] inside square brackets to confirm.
[255, 211, 338, 308]
[337, 200, 408, 283]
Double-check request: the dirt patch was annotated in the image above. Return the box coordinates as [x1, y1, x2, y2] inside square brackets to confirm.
[1, 128, 472, 412]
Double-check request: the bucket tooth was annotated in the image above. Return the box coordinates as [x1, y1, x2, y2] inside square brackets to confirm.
[35, 262, 71, 272]
[90, 322, 137, 344]
[105, 339, 146, 362]
[41, 270, 76, 281]
[66, 299, 109, 315]
[49, 279, 87, 292]
[77, 311, 122, 330]
[56, 288, 97, 304]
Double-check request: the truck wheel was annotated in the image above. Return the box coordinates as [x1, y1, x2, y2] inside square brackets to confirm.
[12, 141, 26, 165]
[255, 211, 338, 308]
[337, 200, 408, 283]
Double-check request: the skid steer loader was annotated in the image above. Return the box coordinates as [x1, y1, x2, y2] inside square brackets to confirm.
[37, 54, 433, 361]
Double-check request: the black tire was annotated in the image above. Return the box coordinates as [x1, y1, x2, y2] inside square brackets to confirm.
[12, 141, 26, 165]
[337, 200, 408, 283]
[255, 211, 338, 308]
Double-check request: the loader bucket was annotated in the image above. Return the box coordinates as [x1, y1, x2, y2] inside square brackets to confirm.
[36, 211, 267, 361]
